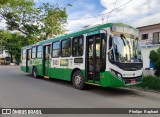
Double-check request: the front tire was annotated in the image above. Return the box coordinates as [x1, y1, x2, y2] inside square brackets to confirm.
[32, 67, 38, 78]
[72, 70, 86, 90]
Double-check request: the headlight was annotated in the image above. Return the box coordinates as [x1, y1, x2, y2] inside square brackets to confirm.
[110, 69, 122, 79]
[117, 73, 122, 79]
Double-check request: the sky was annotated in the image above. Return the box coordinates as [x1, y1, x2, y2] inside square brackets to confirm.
[1, 0, 160, 33]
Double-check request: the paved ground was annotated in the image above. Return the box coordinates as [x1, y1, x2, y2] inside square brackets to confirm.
[0, 65, 160, 117]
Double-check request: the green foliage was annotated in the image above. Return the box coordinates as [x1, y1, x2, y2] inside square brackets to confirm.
[0, 0, 68, 39]
[138, 75, 160, 91]
[0, 0, 70, 63]
[149, 48, 160, 77]
[38, 3, 67, 39]
[0, 0, 39, 36]
[0, 29, 38, 64]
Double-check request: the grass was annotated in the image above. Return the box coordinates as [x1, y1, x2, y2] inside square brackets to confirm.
[137, 75, 160, 91]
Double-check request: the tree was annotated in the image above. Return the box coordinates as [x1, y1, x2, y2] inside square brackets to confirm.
[0, 0, 68, 39]
[38, 3, 68, 39]
[0, 0, 69, 64]
[0, 0, 40, 36]
[149, 48, 160, 77]
[0, 29, 38, 64]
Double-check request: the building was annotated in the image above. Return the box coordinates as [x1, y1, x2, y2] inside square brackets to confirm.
[0, 46, 11, 64]
[0, 46, 10, 58]
[137, 23, 160, 75]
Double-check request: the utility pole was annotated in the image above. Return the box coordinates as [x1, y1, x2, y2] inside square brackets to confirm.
[102, 18, 104, 24]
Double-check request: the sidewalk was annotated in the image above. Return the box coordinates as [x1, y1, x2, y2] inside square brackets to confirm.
[128, 86, 160, 94]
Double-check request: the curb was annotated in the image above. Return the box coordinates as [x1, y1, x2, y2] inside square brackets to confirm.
[128, 86, 160, 94]
[10, 63, 17, 66]
[0, 64, 19, 66]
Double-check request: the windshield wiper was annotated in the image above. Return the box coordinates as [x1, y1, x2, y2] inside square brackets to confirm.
[120, 34, 126, 46]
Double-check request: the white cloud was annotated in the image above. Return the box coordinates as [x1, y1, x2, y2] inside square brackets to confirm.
[66, 1, 104, 33]
[67, 0, 160, 32]
[1, 0, 160, 33]
[133, 13, 160, 27]
[67, 18, 102, 33]
[100, 0, 160, 27]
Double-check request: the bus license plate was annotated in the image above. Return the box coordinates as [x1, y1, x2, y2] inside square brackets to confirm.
[131, 80, 136, 84]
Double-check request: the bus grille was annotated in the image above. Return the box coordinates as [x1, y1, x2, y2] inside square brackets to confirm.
[122, 76, 142, 84]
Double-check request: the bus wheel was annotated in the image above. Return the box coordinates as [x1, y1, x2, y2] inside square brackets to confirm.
[32, 67, 38, 78]
[72, 70, 85, 90]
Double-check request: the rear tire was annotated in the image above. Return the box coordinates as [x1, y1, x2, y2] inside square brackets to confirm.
[32, 67, 38, 78]
[72, 70, 86, 90]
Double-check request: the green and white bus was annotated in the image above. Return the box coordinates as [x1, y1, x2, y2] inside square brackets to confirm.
[21, 23, 143, 89]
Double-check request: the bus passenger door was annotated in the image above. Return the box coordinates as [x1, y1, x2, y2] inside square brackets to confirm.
[86, 33, 106, 83]
[26, 49, 30, 72]
[43, 45, 51, 77]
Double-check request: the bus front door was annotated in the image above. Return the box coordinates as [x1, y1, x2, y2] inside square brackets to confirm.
[86, 33, 106, 83]
[43, 45, 51, 77]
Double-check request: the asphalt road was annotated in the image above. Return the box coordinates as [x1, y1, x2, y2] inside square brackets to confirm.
[0, 65, 160, 117]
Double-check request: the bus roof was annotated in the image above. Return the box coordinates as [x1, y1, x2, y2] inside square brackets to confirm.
[22, 23, 136, 49]
[37, 23, 113, 45]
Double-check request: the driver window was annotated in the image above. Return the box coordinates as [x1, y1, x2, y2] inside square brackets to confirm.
[100, 35, 106, 66]
[109, 35, 113, 49]
[108, 36, 114, 60]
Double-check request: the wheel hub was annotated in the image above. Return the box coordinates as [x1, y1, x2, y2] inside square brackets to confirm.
[75, 75, 81, 85]
[33, 70, 36, 77]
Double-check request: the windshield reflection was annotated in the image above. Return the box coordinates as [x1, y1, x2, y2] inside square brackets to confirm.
[109, 36, 142, 63]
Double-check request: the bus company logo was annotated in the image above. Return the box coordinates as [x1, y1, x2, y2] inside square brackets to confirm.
[2, 109, 11, 114]
[53, 60, 59, 65]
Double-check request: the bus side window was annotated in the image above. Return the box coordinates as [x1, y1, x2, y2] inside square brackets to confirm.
[22, 49, 26, 60]
[52, 41, 60, 58]
[37, 45, 42, 58]
[31, 47, 37, 59]
[72, 36, 83, 57]
[61, 39, 71, 57]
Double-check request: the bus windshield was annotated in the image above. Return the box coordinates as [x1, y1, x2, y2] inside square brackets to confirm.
[111, 36, 142, 63]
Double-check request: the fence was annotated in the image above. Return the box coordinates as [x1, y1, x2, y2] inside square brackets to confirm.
[141, 37, 160, 45]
